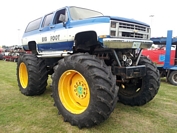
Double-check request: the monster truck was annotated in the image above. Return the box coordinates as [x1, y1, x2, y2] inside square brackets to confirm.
[17, 6, 160, 128]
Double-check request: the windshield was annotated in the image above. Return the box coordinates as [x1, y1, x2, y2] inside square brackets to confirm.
[69, 7, 103, 20]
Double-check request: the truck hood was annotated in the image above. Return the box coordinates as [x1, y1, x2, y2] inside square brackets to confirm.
[106, 16, 149, 27]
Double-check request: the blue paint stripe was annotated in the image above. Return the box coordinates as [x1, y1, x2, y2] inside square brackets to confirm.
[37, 41, 74, 51]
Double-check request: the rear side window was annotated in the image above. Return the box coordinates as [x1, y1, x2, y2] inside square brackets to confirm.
[25, 18, 42, 32]
[42, 13, 54, 27]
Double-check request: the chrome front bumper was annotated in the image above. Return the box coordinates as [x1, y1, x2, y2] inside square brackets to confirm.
[103, 38, 153, 49]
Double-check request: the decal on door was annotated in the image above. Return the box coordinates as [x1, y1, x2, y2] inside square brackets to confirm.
[42, 37, 47, 42]
[50, 35, 60, 41]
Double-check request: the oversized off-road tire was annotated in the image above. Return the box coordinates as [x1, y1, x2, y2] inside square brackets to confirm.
[17, 54, 48, 96]
[168, 71, 177, 86]
[52, 53, 118, 128]
[118, 56, 160, 106]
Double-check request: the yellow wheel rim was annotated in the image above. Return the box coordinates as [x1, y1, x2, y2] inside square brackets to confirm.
[59, 70, 90, 114]
[19, 62, 28, 88]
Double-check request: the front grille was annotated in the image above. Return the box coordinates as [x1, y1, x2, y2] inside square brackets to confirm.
[122, 32, 143, 38]
[135, 25, 146, 31]
[119, 23, 134, 30]
[110, 20, 150, 39]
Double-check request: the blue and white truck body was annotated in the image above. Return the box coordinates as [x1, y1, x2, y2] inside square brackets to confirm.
[22, 6, 152, 57]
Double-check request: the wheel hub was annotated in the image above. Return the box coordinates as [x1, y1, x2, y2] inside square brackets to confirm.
[74, 81, 87, 99]
[59, 70, 90, 114]
[19, 62, 28, 89]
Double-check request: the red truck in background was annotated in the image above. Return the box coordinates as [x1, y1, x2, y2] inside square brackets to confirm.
[142, 47, 176, 66]
[142, 31, 177, 86]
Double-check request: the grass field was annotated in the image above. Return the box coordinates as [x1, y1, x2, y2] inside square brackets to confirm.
[0, 60, 177, 133]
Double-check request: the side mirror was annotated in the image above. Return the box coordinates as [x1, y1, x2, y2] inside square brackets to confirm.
[59, 14, 66, 22]
[59, 14, 67, 27]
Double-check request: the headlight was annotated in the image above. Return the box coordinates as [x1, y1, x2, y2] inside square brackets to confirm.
[111, 22, 116, 28]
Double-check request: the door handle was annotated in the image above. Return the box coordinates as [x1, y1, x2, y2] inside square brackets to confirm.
[50, 25, 55, 28]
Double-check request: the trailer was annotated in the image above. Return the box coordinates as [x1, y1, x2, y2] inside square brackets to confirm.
[142, 30, 177, 85]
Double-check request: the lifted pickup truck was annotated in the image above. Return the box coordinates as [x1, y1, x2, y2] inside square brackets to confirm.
[17, 6, 160, 128]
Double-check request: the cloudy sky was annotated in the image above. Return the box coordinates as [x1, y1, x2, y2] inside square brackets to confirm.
[0, 0, 176, 46]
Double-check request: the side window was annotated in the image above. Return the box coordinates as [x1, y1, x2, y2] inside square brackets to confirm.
[25, 18, 41, 32]
[53, 9, 66, 24]
[42, 13, 54, 27]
